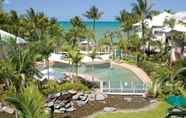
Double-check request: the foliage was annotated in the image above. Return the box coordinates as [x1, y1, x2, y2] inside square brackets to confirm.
[6, 84, 47, 118]
[116, 10, 136, 41]
[132, 0, 152, 46]
[42, 80, 89, 95]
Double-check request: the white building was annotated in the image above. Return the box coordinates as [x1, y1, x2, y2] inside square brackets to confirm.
[134, 12, 186, 61]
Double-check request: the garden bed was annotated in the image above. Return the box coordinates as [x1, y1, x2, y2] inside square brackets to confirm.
[0, 96, 152, 118]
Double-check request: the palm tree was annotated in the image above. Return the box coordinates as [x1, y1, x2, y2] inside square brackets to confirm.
[68, 49, 82, 82]
[90, 49, 96, 80]
[85, 29, 95, 54]
[70, 16, 85, 28]
[6, 84, 47, 118]
[132, 0, 152, 46]
[116, 10, 134, 41]
[84, 6, 103, 31]
[105, 31, 115, 59]
[69, 16, 86, 48]
[84, 6, 103, 46]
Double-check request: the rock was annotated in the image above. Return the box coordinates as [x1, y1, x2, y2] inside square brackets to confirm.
[76, 100, 87, 107]
[66, 106, 76, 112]
[59, 102, 65, 107]
[65, 103, 71, 108]
[59, 107, 66, 112]
[55, 93, 61, 97]
[103, 107, 117, 112]
[2, 106, 14, 114]
[72, 94, 79, 100]
[55, 104, 61, 109]
[69, 90, 77, 94]
[80, 96, 87, 101]
[78, 92, 84, 96]
[96, 94, 105, 101]
[88, 94, 96, 101]
[54, 109, 61, 113]
[48, 101, 54, 107]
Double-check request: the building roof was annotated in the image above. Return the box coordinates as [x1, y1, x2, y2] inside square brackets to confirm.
[134, 11, 186, 33]
[0, 29, 27, 44]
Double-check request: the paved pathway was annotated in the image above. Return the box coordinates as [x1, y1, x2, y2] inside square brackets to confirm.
[112, 62, 152, 85]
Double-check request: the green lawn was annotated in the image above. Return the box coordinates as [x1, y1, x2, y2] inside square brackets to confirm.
[94, 102, 169, 118]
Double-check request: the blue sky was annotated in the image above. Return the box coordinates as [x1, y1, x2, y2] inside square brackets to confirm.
[3, 0, 186, 21]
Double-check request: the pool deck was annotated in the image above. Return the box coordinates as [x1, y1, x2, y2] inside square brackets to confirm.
[112, 61, 152, 85]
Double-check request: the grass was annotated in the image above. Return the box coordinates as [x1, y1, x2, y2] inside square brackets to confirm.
[94, 102, 170, 118]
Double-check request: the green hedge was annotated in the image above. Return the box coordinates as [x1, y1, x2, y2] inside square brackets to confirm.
[42, 80, 89, 95]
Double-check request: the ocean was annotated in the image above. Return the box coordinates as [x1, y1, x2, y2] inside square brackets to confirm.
[58, 21, 121, 39]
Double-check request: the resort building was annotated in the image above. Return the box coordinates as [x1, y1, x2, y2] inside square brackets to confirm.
[134, 12, 186, 61]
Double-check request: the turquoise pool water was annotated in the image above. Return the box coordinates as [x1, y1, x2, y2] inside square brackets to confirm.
[52, 63, 143, 84]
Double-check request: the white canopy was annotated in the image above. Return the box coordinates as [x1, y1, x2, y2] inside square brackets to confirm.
[0, 29, 27, 44]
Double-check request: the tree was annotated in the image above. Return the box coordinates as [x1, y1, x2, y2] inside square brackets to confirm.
[85, 29, 95, 54]
[164, 18, 176, 30]
[132, 0, 152, 46]
[84, 6, 103, 45]
[90, 49, 96, 80]
[6, 83, 47, 118]
[116, 10, 135, 41]
[68, 16, 86, 48]
[68, 49, 82, 82]
[84, 6, 103, 31]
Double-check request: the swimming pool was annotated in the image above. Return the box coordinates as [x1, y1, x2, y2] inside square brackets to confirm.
[51, 63, 143, 84]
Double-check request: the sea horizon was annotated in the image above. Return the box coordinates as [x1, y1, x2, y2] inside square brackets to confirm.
[59, 21, 121, 39]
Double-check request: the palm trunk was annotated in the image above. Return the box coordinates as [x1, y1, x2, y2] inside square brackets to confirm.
[47, 58, 49, 80]
[75, 63, 78, 82]
[92, 59, 94, 81]
[93, 19, 96, 47]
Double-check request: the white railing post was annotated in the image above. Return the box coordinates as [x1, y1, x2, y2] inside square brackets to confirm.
[100, 81, 103, 93]
[109, 80, 111, 92]
[120, 81, 123, 92]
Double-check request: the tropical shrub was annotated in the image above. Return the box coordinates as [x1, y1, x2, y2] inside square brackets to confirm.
[42, 80, 89, 95]
[6, 84, 47, 118]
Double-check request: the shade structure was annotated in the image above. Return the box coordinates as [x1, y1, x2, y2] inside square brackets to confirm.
[166, 96, 186, 108]
[0, 29, 27, 44]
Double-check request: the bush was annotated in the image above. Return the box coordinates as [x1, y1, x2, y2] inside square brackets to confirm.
[139, 60, 170, 81]
[42, 80, 89, 95]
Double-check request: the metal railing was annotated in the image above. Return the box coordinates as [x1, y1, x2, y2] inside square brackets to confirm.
[100, 80, 149, 95]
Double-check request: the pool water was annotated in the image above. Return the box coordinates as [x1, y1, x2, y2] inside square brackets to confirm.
[52, 63, 143, 85]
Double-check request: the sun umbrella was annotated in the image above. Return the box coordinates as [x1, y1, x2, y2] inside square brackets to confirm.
[166, 96, 186, 108]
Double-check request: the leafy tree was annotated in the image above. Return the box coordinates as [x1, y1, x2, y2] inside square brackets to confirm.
[6, 83, 47, 118]
[132, 0, 152, 46]
[68, 49, 82, 82]
[116, 10, 135, 41]
[84, 5, 103, 31]
[84, 6, 103, 45]
[90, 48, 96, 80]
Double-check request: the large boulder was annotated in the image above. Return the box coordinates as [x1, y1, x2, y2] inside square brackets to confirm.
[103, 107, 117, 112]
[88, 94, 96, 101]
